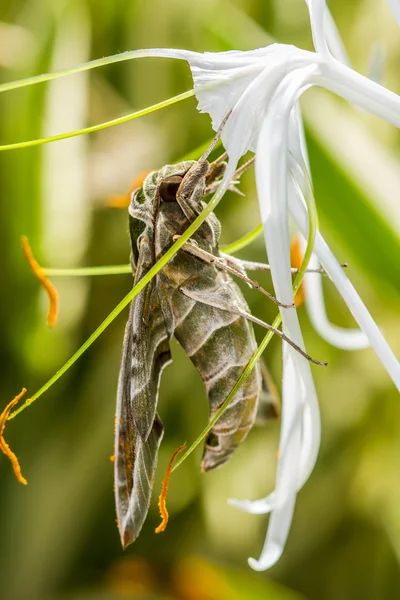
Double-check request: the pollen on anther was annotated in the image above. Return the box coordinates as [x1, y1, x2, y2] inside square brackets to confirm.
[21, 236, 59, 327]
[0, 388, 28, 485]
[290, 235, 305, 307]
[155, 444, 186, 534]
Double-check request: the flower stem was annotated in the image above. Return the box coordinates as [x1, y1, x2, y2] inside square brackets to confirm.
[43, 265, 132, 277]
[0, 90, 195, 151]
[221, 223, 263, 254]
[8, 183, 226, 421]
[0, 50, 181, 93]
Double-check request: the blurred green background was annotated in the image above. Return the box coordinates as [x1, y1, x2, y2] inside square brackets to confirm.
[1, 0, 400, 598]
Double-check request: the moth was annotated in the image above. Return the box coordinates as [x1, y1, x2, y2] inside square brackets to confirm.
[114, 138, 321, 547]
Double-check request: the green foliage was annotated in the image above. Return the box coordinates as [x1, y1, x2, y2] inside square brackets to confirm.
[0, 1, 400, 599]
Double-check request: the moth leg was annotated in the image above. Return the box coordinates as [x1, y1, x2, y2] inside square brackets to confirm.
[221, 254, 346, 275]
[174, 236, 294, 309]
[179, 284, 327, 367]
[205, 156, 255, 197]
[176, 113, 232, 220]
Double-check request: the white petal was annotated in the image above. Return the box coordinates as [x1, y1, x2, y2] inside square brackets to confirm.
[304, 0, 350, 65]
[189, 44, 317, 156]
[247, 348, 302, 570]
[320, 60, 400, 127]
[303, 249, 370, 350]
[289, 189, 400, 389]
[228, 492, 277, 515]
[234, 75, 323, 565]
[386, 0, 400, 28]
[307, 0, 330, 57]
[255, 71, 322, 490]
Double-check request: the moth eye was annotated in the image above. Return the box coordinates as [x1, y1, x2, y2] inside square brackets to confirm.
[159, 175, 183, 203]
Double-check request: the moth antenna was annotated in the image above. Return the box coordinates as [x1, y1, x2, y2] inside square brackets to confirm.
[199, 111, 232, 162]
[233, 157, 255, 180]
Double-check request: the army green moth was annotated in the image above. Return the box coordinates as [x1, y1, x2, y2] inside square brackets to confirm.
[114, 136, 324, 547]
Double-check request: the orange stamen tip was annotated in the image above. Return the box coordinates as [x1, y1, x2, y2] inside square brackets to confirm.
[290, 235, 305, 308]
[155, 443, 186, 534]
[107, 170, 153, 209]
[107, 193, 131, 209]
[110, 455, 116, 462]
[21, 235, 59, 327]
[275, 450, 281, 459]
[0, 388, 28, 485]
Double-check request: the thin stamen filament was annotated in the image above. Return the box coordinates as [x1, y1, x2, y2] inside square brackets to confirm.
[0, 90, 195, 151]
[8, 181, 228, 421]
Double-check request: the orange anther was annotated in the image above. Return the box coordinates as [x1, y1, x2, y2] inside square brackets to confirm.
[0, 389, 28, 485]
[21, 236, 58, 327]
[155, 443, 186, 534]
[107, 170, 153, 208]
[290, 235, 305, 307]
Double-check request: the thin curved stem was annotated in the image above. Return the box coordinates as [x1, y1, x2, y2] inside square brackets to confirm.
[9, 183, 226, 421]
[43, 265, 131, 276]
[221, 223, 263, 254]
[0, 90, 195, 151]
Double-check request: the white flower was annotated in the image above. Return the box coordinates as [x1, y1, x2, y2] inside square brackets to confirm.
[28, 0, 397, 571]
[175, 0, 400, 570]
[4, 0, 399, 572]
[91, 0, 400, 570]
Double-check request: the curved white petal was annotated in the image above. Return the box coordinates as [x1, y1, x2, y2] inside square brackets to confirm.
[289, 191, 400, 389]
[228, 492, 277, 515]
[307, 0, 330, 57]
[304, 0, 350, 65]
[387, 0, 400, 28]
[189, 44, 317, 156]
[320, 59, 400, 127]
[256, 69, 322, 485]
[248, 348, 302, 570]
[303, 249, 370, 350]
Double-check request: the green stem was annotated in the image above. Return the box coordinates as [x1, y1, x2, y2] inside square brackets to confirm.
[43, 265, 131, 277]
[41, 220, 261, 277]
[172, 187, 318, 472]
[221, 223, 263, 254]
[0, 51, 175, 93]
[0, 90, 195, 151]
[9, 184, 226, 420]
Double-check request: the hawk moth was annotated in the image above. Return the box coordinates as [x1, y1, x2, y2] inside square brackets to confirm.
[114, 144, 315, 548]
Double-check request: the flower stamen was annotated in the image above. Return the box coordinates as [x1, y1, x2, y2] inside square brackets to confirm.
[21, 235, 58, 328]
[290, 236, 305, 307]
[155, 443, 186, 534]
[108, 170, 153, 208]
[0, 388, 28, 485]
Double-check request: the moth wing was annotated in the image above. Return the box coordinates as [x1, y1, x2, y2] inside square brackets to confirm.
[131, 278, 172, 441]
[114, 280, 172, 548]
